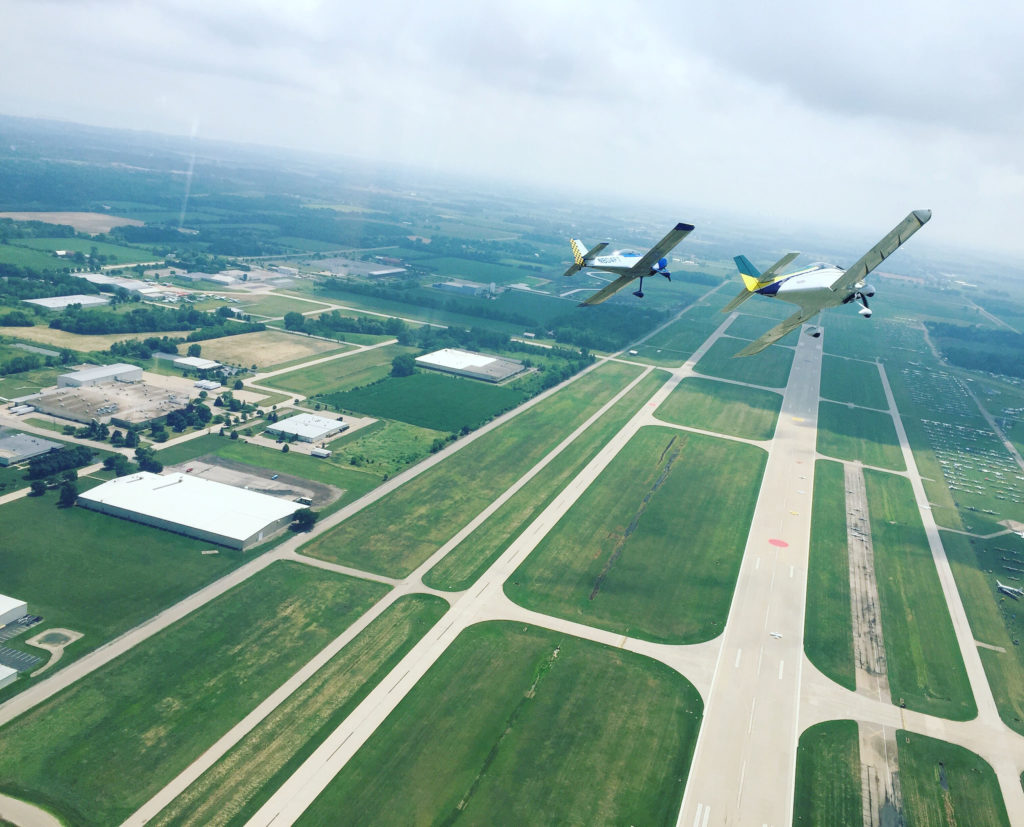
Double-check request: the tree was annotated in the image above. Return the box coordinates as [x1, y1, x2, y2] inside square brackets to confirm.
[135, 447, 163, 473]
[187, 343, 202, 357]
[30, 480, 47, 497]
[233, 379, 243, 390]
[110, 430, 124, 447]
[282, 443, 290, 453]
[291, 508, 318, 531]
[283, 311, 305, 331]
[58, 480, 78, 507]
[125, 429, 140, 448]
[391, 353, 416, 377]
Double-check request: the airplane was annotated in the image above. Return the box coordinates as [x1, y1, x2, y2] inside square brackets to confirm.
[722, 210, 932, 357]
[997, 580, 1024, 600]
[564, 222, 695, 306]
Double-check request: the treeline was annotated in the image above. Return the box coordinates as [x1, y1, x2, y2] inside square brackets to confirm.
[0, 310, 34, 326]
[49, 304, 263, 336]
[926, 322, 1024, 379]
[27, 444, 94, 479]
[283, 310, 405, 338]
[0, 265, 104, 299]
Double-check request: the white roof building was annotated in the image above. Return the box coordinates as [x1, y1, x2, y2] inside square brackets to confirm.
[0, 664, 16, 691]
[173, 356, 222, 371]
[57, 363, 143, 387]
[24, 294, 110, 310]
[266, 413, 348, 443]
[0, 433, 61, 466]
[0, 593, 28, 627]
[415, 348, 525, 383]
[78, 472, 303, 549]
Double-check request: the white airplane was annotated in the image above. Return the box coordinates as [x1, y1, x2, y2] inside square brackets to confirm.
[564, 222, 695, 305]
[722, 210, 932, 357]
[997, 580, 1024, 600]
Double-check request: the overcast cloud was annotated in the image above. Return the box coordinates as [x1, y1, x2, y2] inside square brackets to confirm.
[2, 0, 1023, 256]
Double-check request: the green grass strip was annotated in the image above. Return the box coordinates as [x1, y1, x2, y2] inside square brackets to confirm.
[792, 720, 863, 826]
[817, 401, 906, 472]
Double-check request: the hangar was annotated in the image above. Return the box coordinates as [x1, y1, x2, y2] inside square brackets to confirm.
[58, 363, 143, 387]
[78, 472, 304, 549]
[0, 594, 28, 627]
[0, 432, 61, 466]
[173, 356, 222, 371]
[0, 665, 16, 691]
[24, 294, 110, 310]
[266, 413, 348, 442]
[415, 348, 525, 383]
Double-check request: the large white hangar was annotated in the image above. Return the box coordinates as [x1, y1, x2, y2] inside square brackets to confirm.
[78, 472, 304, 550]
[265, 413, 348, 443]
[415, 348, 525, 383]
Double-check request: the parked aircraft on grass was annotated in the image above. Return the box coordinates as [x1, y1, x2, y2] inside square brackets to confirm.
[564, 222, 695, 305]
[997, 580, 1024, 600]
[723, 210, 932, 357]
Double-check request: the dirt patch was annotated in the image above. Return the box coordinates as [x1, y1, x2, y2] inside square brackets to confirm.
[0, 326, 188, 352]
[166, 455, 341, 509]
[198, 330, 342, 369]
[26, 627, 83, 677]
[0, 211, 144, 234]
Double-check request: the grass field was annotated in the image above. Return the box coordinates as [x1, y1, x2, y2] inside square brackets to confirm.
[12, 237, 156, 264]
[150, 594, 448, 827]
[234, 295, 330, 318]
[630, 314, 723, 367]
[420, 255, 531, 284]
[296, 622, 702, 826]
[866, 470, 976, 719]
[323, 419, 448, 478]
[424, 370, 667, 591]
[804, 460, 856, 690]
[792, 720, 862, 826]
[0, 562, 390, 826]
[694, 337, 794, 388]
[654, 376, 782, 441]
[817, 401, 906, 471]
[0, 325, 187, 352]
[897, 731, 1009, 826]
[319, 371, 528, 432]
[506, 427, 767, 644]
[0, 243, 68, 270]
[0, 364, 66, 397]
[0, 492, 247, 701]
[153, 434, 382, 513]
[263, 345, 417, 397]
[820, 354, 888, 409]
[301, 362, 645, 576]
[199, 330, 348, 369]
[943, 531, 1024, 735]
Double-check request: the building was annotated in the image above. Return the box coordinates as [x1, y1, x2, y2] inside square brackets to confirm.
[415, 348, 525, 383]
[310, 447, 332, 458]
[58, 363, 142, 387]
[78, 472, 304, 550]
[266, 414, 348, 443]
[0, 664, 16, 691]
[194, 379, 221, 391]
[24, 294, 110, 310]
[0, 432, 61, 466]
[173, 356, 222, 372]
[0, 594, 28, 627]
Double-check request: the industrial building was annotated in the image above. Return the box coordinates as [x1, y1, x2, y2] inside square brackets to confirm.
[78, 472, 304, 550]
[24, 294, 110, 310]
[0, 594, 28, 627]
[266, 413, 348, 443]
[0, 432, 61, 466]
[31, 381, 192, 427]
[173, 356, 222, 371]
[415, 348, 525, 383]
[58, 363, 143, 387]
[0, 665, 16, 691]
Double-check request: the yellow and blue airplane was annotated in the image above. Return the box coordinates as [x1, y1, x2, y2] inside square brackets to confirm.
[563, 222, 695, 305]
[723, 210, 932, 356]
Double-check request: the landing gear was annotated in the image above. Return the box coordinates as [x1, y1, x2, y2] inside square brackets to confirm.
[633, 276, 645, 299]
[857, 293, 872, 317]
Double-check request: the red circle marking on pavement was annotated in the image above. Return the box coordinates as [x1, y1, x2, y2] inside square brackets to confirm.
[769, 539, 789, 548]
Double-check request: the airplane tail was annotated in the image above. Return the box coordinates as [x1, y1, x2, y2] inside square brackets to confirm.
[722, 252, 799, 313]
[734, 255, 763, 291]
[563, 239, 609, 277]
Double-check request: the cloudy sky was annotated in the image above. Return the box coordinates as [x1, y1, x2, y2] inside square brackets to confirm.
[3, 0, 1023, 256]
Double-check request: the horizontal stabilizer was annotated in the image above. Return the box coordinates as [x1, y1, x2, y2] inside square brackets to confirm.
[722, 287, 755, 313]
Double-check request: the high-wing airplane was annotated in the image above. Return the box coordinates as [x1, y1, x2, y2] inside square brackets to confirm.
[564, 222, 695, 306]
[997, 580, 1024, 600]
[722, 210, 932, 357]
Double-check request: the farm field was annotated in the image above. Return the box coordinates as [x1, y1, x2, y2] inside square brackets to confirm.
[424, 369, 667, 591]
[804, 460, 856, 690]
[819, 354, 888, 409]
[296, 622, 702, 826]
[506, 426, 767, 644]
[0, 243, 65, 270]
[264, 344, 417, 397]
[943, 531, 1024, 736]
[420, 255, 529, 283]
[897, 732, 1009, 826]
[0, 562, 389, 826]
[654, 376, 782, 441]
[0, 325, 187, 352]
[0, 491, 246, 701]
[12, 237, 156, 263]
[150, 594, 448, 827]
[792, 720, 862, 827]
[201, 329, 348, 369]
[694, 337, 794, 388]
[866, 469, 976, 719]
[318, 371, 527, 432]
[235, 295, 331, 318]
[816, 401, 906, 472]
[300, 361, 645, 576]
[325, 419, 449, 478]
[0, 211, 144, 234]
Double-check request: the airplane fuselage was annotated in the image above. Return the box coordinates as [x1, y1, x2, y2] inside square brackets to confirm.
[586, 250, 647, 274]
[755, 264, 856, 312]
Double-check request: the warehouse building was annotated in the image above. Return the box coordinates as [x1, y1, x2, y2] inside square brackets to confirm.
[173, 356, 222, 371]
[265, 413, 348, 443]
[415, 348, 525, 383]
[0, 594, 28, 628]
[24, 294, 110, 310]
[78, 472, 303, 550]
[58, 363, 143, 387]
[0, 432, 61, 466]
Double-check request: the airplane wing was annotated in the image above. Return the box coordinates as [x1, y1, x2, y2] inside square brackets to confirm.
[734, 307, 817, 357]
[830, 210, 931, 293]
[629, 222, 695, 275]
[578, 275, 637, 306]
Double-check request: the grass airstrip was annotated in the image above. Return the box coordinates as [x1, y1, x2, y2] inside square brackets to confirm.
[151, 594, 448, 827]
[0, 562, 390, 826]
[506, 426, 766, 644]
[300, 361, 645, 576]
[296, 622, 702, 826]
[819, 354, 888, 409]
[654, 376, 781, 441]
